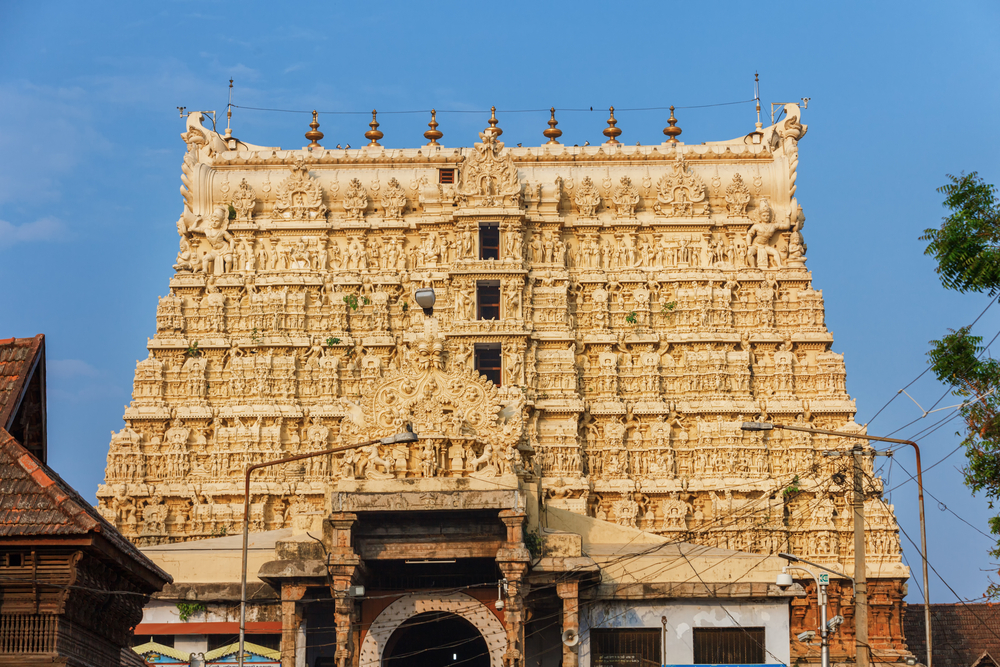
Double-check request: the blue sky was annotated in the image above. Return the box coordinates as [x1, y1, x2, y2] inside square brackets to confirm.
[1, 1, 999, 603]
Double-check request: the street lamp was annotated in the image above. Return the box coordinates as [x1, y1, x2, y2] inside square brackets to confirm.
[775, 552, 854, 667]
[742, 421, 931, 667]
[237, 425, 419, 667]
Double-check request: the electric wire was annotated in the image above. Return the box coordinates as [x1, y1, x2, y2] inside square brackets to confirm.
[229, 100, 757, 117]
[865, 299, 997, 429]
[869, 487, 1000, 644]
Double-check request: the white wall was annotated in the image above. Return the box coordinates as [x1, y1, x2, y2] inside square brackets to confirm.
[579, 600, 790, 667]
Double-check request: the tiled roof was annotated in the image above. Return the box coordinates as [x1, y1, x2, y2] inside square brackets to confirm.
[0, 428, 171, 585]
[905, 603, 1000, 667]
[0, 335, 43, 430]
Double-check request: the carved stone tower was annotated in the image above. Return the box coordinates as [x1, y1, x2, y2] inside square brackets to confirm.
[98, 104, 907, 661]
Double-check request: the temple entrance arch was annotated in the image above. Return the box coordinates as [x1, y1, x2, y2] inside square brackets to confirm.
[359, 593, 505, 667]
[383, 612, 489, 667]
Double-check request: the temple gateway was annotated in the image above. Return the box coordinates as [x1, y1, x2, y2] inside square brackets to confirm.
[100, 105, 909, 667]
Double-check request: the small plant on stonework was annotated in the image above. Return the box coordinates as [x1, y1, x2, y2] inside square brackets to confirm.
[625, 311, 638, 325]
[250, 328, 261, 344]
[783, 475, 801, 499]
[177, 601, 207, 622]
[401, 301, 409, 312]
[186, 341, 201, 357]
[343, 294, 360, 310]
[227, 204, 237, 220]
[326, 336, 341, 347]
[661, 301, 677, 313]
[210, 525, 229, 537]
[362, 296, 371, 306]
[525, 530, 543, 559]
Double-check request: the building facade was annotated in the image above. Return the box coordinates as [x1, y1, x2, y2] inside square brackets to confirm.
[0, 335, 172, 667]
[98, 104, 909, 665]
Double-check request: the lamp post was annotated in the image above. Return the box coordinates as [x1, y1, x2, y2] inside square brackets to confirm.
[742, 421, 931, 667]
[777, 553, 854, 667]
[237, 426, 419, 667]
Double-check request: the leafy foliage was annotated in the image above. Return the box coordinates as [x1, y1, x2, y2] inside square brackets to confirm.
[921, 173, 1000, 295]
[176, 601, 206, 622]
[524, 530, 543, 559]
[922, 172, 1000, 559]
[927, 327, 1000, 554]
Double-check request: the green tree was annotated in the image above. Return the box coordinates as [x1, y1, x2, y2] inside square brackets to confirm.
[921, 172, 1000, 557]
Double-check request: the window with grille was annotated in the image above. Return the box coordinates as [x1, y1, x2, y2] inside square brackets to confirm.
[479, 224, 499, 259]
[591, 629, 661, 667]
[477, 281, 500, 320]
[474, 344, 502, 386]
[439, 169, 455, 184]
[692, 627, 766, 664]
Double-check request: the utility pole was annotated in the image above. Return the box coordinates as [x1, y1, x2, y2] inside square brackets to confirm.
[741, 422, 916, 667]
[852, 444, 868, 667]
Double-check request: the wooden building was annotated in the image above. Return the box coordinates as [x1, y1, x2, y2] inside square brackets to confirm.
[0, 335, 173, 666]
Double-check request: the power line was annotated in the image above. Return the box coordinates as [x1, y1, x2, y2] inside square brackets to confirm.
[230, 99, 756, 117]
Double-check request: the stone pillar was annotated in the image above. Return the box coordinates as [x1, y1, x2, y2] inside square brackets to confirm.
[557, 580, 580, 667]
[327, 512, 361, 667]
[496, 510, 531, 667]
[281, 584, 307, 667]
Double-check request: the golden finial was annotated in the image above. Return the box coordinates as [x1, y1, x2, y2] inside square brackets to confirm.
[305, 110, 324, 149]
[663, 106, 682, 144]
[603, 106, 621, 144]
[486, 106, 503, 138]
[543, 107, 562, 145]
[365, 109, 384, 147]
[424, 109, 443, 146]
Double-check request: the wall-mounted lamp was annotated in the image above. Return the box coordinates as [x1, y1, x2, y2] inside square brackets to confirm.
[415, 287, 436, 316]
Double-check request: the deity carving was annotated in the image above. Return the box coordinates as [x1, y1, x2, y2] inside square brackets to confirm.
[343, 178, 369, 219]
[612, 176, 640, 218]
[273, 158, 328, 221]
[232, 178, 257, 223]
[654, 158, 708, 217]
[380, 177, 407, 220]
[745, 199, 793, 269]
[725, 173, 751, 217]
[199, 205, 235, 274]
[574, 177, 601, 218]
[786, 203, 807, 268]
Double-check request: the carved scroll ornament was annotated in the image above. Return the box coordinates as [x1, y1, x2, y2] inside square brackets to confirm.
[457, 132, 521, 207]
[654, 158, 708, 217]
[273, 158, 328, 221]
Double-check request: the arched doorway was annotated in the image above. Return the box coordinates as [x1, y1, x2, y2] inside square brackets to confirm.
[382, 612, 490, 667]
[359, 592, 505, 667]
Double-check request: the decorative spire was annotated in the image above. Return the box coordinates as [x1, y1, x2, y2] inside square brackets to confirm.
[305, 110, 324, 149]
[663, 106, 682, 144]
[424, 109, 443, 146]
[543, 107, 562, 145]
[485, 106, 503, 138]
[603, 107, 621, 144]
[365, 109, 384, 147]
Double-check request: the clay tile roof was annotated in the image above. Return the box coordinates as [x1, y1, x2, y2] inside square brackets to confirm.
[0, 429, 171, 584]
[0, 334, 43, 430]
[906, 603, 1000, 667]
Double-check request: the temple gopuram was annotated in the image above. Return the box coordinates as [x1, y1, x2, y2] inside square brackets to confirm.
[98, 104, 909, 667]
